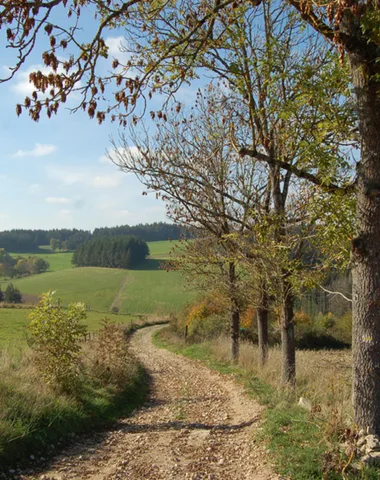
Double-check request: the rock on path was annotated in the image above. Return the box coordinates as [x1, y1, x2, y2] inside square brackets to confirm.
[22, 326, 280, 480]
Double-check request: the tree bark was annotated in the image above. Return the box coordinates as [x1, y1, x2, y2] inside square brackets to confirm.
[281, 288, 296, 385]
[257, 290, 269, 366]
[270, 165, 296, 384]
[231, 307, 240, 364]
[349, 48, 380, 433]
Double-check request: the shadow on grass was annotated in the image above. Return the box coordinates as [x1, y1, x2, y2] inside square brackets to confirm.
[133, 259, 168, 271]
[2, 366, 150, 475]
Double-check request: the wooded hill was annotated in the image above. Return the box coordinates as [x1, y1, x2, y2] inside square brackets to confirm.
[0, 223, 183, 252]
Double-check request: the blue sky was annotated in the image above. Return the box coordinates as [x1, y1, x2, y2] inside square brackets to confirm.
[0, 25, 178, 231]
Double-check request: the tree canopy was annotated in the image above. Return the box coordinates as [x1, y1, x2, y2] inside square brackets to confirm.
[72, 235, 149, 269]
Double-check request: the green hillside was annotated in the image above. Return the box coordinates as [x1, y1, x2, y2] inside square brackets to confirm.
[0, 241, 195, 347]
[9, 251, 73, 272]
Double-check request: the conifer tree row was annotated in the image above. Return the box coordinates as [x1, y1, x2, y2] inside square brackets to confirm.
[72, 236, 149, 269]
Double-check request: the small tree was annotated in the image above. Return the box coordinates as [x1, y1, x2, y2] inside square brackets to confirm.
[4, 283, 22, 303]
[0, 287, 3, 302]
[28, 291, 87, 391]
[50, 238, 58, 252]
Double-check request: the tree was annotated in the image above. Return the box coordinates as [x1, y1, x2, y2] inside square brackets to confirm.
[4, 283, 23, 303]
[28, 291, 87, 390]
[72, 236, 149, 268]
[113, 88, 270, 362]
[50, 238, 58, 252]
[29, 257, 50, 274]
[2, 0, 380, 432]
[14, 258, 29, 276]
[0, 287, 4, 302]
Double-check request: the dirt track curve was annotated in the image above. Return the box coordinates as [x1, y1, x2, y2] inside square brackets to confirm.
[23, 325, 281, 480]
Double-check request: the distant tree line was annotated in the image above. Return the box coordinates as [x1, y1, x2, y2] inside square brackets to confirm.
[92, 222, 185, 242]
[72, 236, 149, 269]
[0, 223, 184, 252]
[0, 229, 92, 252]
[0, 249, 49, 278]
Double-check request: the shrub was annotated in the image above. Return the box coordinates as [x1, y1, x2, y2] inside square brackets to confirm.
[241, 306, 256, 329]
[27, 291, 87, 391]
[294, 310, 312, 326]
[90, 318, 132, 388]
[332, 311, 352, 345]
[0, 287, 3, 302]
[181, 294, 230, 342]
[4, 283, 22, 303]
[315, 312, 337, 331]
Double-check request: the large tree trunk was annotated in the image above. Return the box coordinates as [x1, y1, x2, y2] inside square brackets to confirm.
[270, 165, 296, 384]
[257, 290, 269, 366]
[349, 49, 380, 433]
[281, 288, 295, 385]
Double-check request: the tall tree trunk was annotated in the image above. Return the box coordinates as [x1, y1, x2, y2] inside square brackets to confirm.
[257, 289, 269, 366]
[231, 306, 240, 363]
[349, 49, 380, 433]
[270, 165, 296, 384]
[281, 287, 295, 385]
[229, 262, 240, 363]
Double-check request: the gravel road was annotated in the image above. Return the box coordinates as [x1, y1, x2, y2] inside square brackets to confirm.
[23, 325, 280, 480]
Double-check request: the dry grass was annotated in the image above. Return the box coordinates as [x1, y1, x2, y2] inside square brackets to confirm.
[0, 321, 150, 467]
[211, 336, 353, 429]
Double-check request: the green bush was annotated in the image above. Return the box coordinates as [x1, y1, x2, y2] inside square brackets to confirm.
[315, 312, 337, 331]
[28, 291, 87, 391]
[332, 311, 352, 345]
[4, 283, 22, 303]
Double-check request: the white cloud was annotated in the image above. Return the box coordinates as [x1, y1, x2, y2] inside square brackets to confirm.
[45, 196, 70, 204]
[105, 36, 129, 57]
[59, 209, 71, 215]
[10, 64, 53, 96]
[0, 213, 8, 219]
[91, 174, 123, 188]
[13, 143, 57, 158]
[100, 146, 140, 165]
[105, 36, 134, 74]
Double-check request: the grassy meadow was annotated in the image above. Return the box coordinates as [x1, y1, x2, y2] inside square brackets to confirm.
[0, 240, 195, 348]
[9, 250, 73, 272]
[0, 308, 139, 349]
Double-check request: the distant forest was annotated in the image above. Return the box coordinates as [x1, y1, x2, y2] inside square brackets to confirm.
[72, 236, 149, 269]
[0, 223, 184, 252]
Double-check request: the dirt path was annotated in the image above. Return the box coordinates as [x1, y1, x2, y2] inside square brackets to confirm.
[109, 275, 129, 312]
[23, 326, 280, 480]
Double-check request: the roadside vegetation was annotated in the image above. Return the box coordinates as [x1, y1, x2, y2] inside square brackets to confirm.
[0, 292, 158, 468]
[154, 322, 377, 479]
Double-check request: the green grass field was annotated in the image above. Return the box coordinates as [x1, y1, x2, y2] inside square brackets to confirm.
[0, 308, 138, 349]
[9, 250, 73, 272]
[148, 240, 177, 259]
[0, 240, 195, 347]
